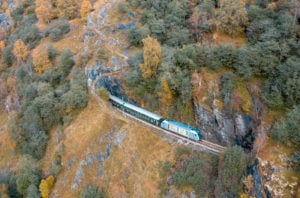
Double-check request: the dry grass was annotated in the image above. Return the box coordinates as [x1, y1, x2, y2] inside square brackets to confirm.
[213, 31, 247, 47]
[103, 122, 175, 197]
[0, 112, 20, 171]
[44, 95, 177, 197]
[234, 81, 253, 113]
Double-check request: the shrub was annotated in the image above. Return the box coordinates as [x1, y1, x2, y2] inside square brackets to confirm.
[128, 26, 150, 46]
[215, 146, 248, 197]
[2, 45, 13, 67]
[81, 185, 105, 198]
[118, 3, 128, 13]
[219, 72, 237, 99]
[97, 87, 110, 101]
[48, 19, 71, 41]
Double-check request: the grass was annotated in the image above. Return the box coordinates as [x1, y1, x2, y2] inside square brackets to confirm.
[234, 81, 253, 114]
[0, 112, 20, 171]
[212, 31, 247, 47]
[43, 94, 177, 197]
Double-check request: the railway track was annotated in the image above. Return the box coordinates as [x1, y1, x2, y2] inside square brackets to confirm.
[114, 107, 225, 154]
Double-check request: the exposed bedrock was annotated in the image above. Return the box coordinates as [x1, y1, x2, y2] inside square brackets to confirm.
[195, 103, 256, 150]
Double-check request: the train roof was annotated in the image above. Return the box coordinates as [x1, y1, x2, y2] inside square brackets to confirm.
[164, 119, 199, 132]
[109, 95, 125, 105]
[124, 103, 162, 121]
[110, 95, 162, 121]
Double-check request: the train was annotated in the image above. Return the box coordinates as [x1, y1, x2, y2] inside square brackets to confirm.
[109, 94, 203, 141]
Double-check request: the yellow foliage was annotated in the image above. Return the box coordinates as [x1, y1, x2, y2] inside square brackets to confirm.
[35, 0, 53, 24]
[140, 36, 162, 79]
[32, 44, 52, 74]
[55, 0, 79, 19]
[236, 82, 252, 113]
[13, 39, 29, 62]
[80, 0, 92, 21]
[159, 80, 174, 108]
[97, 87, 110, 101]
[39, 175, 55, 198]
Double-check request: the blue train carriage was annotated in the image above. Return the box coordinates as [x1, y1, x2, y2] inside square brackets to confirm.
[160, 119, 202, 141]
[109, 95, 163, 126]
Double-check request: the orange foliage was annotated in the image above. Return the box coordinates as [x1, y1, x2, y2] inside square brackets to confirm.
[35, 0, 53, 24]
[140, 36, 162, 79]
[6, 76, 17, 91]
[0, 41, 5, 52]
[159, 80, 175, 108]
[32, 44, 52, 74]
[80, 0, 92, 21]
[13, 39, 29, 62]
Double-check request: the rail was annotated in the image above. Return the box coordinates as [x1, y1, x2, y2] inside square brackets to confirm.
[113, 107, 225, 154]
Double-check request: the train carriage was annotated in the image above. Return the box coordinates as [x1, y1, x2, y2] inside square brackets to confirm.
[109, 94, 202, 142]
[160, 119, 202, 141]
[109, 95, 163, 125]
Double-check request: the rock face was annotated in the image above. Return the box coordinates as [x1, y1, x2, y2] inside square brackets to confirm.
[0, 14, 11, 30]
[195, 103, 254, 147]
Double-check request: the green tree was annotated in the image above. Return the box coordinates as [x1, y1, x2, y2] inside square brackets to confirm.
[128, 26, 150, 46]
[220, 72, 237, 99]
[215, 146, 248, 197]
[215, 0, 248, 36]
[272, 105, 300, 147]
[262, 57, 300, 108]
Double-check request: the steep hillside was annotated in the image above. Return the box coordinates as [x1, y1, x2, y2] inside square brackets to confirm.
[0, 0, 299, 197]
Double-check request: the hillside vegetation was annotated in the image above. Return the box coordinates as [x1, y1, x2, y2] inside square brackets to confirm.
[0, 0, 299, 197]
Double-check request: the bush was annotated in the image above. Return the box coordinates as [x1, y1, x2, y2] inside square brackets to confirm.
[48, 19, 71, 41]
[215, 146, 248, 197]
[11, 6, 25, 23]
[118, 3, 128, 13]
[58, 49, 75, 78]
[2, 45, 13, 67]
[81, 185, 105, 198]
[219, 72, 237, 99]
[271, 105, 300, 147]
[128, 26, 150, 46]
[48, 45, 59, 61]
[97, 87, 110, 101]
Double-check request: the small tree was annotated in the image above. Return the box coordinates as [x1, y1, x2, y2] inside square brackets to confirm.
[13, 39, 29, 63]
[32, 44, 52, 73]
[140, 36, 162, 79]
[56, 0, 79, 19]
[158, 80, 175, 108]
[39, 175, 55, 198]
[215, 0, 248, 36]
[215, 146, 248, 197]
[80, 0, 92, 21]
[35, 0, 53, 24]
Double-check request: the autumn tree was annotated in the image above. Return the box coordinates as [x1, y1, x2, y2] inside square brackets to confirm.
[140, 36, 162, 79]
[32, 44, 52, 74]
[56, 0, 79, 19]
[13, 39, 29, 63]
[159, 80, 175, 108]
[80, 0, 92, 21]
[39, 176, 55, 198]
[35, 0, 53, 24]
[215, 0, 248, 36]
